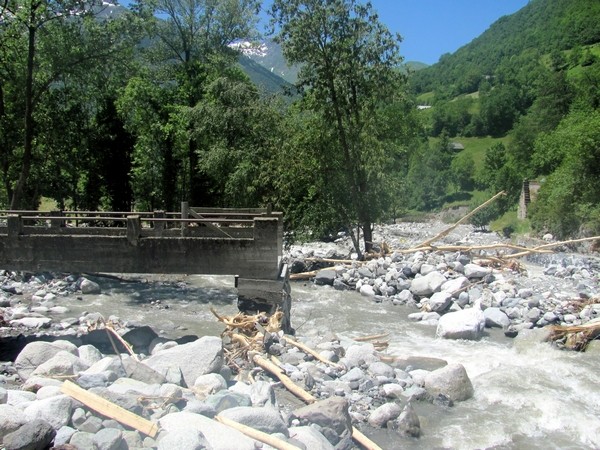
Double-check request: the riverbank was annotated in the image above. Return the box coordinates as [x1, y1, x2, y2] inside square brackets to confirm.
[1, 221, 599, 449]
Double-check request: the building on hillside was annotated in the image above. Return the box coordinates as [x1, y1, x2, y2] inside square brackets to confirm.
[449, 142, 465, 152]
[518, 179, 541, 219]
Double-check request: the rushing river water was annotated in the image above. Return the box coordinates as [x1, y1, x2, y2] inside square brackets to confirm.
[65, 273, 600, 450]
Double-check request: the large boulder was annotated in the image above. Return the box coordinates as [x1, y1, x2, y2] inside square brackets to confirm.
[424, 363, 474, 402]
[30, 350, 88, 379]
[410, 272, 446, 297]
[2, 419, 56, 450]
[14, 341, 65, 380]
[288, 426, 334, 450]
[436, 305, 485, 340]
[143, 336, 223, 387]
[159, 412, 257, 450]
[0, 404, 28, 439]
[483, 307, 511, 328]
[23, 394, 74, 429]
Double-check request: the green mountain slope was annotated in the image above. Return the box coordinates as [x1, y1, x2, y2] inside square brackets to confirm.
[411, 0, 600, 96]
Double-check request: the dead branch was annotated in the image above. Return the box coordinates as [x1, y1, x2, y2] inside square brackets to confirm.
[284, 336, 342, 369]
[418, 191, 506, 248]
[215, 415, 302, 450]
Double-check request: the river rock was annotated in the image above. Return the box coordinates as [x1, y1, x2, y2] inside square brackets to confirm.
[289, 397, 352, 442]
[143, 336, 223, 387]
[0, 404, 28, 438]
[2, 418, 56, 450]
[192, 373, 228, 398]
[288, 426, 335, 450]
[157, 428, 209, 450]
[77, 344, 104, 367]
[15, 341, 68, 381]
[315, 269, 336, 286]
[23, 394, 74, 429]
[395, 402, 421, 437]
[159, 411, 258, 450]
[424, 363, 474, 402]
[340, 343, 379, 368]
[80, 278, 101, 294]
[464, 263, 492, 279]
[367, 402, 402, 428]
[428, 291, 453, 313]
[93, 427, 124, 450]
[436, 304, 485, 340]
[410, 271, 447, 296]
[30, 350, 88, 379]
[483, 307, 511, 328]
[121, 326, 159, 352]
[219, 406, 289, 436]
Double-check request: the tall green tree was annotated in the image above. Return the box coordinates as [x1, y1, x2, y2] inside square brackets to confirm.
[269, 0, 410, 255]
[145, 0, 260, 205]
[0, 0, 144, 208]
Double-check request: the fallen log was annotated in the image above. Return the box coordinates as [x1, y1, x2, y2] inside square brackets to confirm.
[284, 336, 342, 369]
[61, 380, 158, 437]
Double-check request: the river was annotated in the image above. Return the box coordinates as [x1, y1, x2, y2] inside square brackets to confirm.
[64, 272, 600, 450]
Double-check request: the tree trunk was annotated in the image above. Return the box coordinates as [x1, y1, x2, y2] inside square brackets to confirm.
[362, 220, 373, 254]
[10, 24, 36, 210]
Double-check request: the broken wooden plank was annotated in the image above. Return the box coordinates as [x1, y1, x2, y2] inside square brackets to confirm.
[60, 380, 159, 437]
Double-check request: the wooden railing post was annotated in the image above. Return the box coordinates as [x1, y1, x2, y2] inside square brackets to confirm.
[127, 215, 141, 246]
[7, 215, 22, 238]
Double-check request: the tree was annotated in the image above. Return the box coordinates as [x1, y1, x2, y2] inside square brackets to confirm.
[269, 0, 410, 256]
[0, 0, 144, 208]
[146, 0, 260, 205]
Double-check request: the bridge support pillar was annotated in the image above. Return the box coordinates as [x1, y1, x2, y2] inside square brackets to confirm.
[237, 264, 293, 334]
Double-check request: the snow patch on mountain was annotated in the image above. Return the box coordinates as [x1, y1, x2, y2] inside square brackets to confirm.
[229, 40, 269, 58]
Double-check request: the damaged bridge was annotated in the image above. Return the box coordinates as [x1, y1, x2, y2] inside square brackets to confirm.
[0, 204, 291, 332]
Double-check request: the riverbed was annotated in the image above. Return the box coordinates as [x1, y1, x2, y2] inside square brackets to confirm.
[57, 271, 600, 450]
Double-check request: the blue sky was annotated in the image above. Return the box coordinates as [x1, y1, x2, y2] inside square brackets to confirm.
[260, 0, 530, 65]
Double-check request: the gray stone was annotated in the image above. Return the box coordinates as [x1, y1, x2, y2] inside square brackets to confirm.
[21, 376, 62, 392]
[6, 389, 36, 406]
[368, 402, 402, 428]
[14, 341, 64, 380]
[183, 400, 217, 418]
[359, 284, 376, 297]
[54, 426, 77, 446]
[77, 372, 112, 389]
[441, 276, 469, 296]
[144, 336, 223, 387]
[219, 406, 289, 436]
[340, 343, 379, 369]
[10, 317, 52, 328]
[424, 363, 474, 402]
[30, 350, 88, 379]
[0, 404, 28, 439]
[159, 412, 257, 450]
[82, 356, 127, 378]
[157, 428, 209, 450]
[77, 344, 104, 366]
[77, 415, 104, 433]
[80, 278, 101, 294]
[367, 361, 395, 378]
[35, 385, 62, 400]
[193, 373, 227, 399]
[410, 271, 447, 296]
[464, 264, 492, 279]
[288, 426, 334, 450]
[24, 394, 73, 429]
[122, 357, 166, 385]
[93, 428, 124, 450]
[204, 390, 252, 413]
[70, 431, 95, 449]
[315, 269, 336, 286]
[436, 305, 485, 340]
[0, 387, 6, 404]
[290, 397, 352, 438]
[381, 383, 404, 399]
[2, 418, 55, 450]
[428, 292, 453, 313]
[483, 307, 511, 328]
[396, 402, 421, 437]
[249, 380, 277, 407]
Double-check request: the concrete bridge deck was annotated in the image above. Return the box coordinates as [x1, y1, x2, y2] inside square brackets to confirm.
[0, 205, 291, 331]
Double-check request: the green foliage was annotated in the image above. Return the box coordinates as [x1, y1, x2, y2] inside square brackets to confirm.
[269, 0, 413, 255]
[529, 108, 600, 237]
